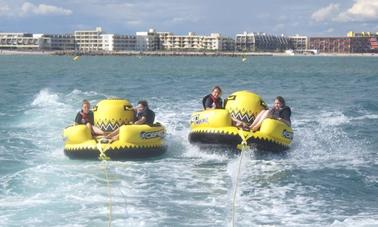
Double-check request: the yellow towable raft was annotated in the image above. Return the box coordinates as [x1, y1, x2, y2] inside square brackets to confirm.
[189, 91, 293, 152]
[63, 99, 166, 160]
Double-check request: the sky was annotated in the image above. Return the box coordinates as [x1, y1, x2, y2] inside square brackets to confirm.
[1, 0, 378, 37]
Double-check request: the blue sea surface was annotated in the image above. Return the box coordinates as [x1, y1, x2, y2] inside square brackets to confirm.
[0, 55, 377, 226]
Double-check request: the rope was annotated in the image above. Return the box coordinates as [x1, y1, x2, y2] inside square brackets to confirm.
[97, 141, 112, 226]
[102, 160, 112, 227]
[97, 141, 111, 161]
[232, 147, 245, 227]
[232, 129, 250, 227]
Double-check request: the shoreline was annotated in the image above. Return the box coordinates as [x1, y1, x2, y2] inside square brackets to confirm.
[0, 49, 377, 57]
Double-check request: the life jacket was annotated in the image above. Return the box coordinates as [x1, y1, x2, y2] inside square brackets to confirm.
[80, 111, 89, 123]
[202, 94, 222, 109]
[271, 106, 291, 122]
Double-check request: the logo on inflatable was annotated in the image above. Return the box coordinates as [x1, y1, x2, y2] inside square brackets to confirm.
[140, 130, 165, 139]
[191, 114, 208, 125]
[282, 129, 293, 140]
[231, 112, 255, 125]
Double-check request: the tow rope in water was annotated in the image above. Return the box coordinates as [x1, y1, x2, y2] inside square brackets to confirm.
[232, 130, 250, 227]
[97, 141, 112, 227]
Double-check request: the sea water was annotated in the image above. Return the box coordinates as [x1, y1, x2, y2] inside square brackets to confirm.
[0, 55, 377, 226]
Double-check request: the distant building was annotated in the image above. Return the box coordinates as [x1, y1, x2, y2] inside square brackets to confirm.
[235, 32, 289, 52]
[43, 34, 75, 50]
[101, 34, 136, 51]
[160, 32, 234, 51]
[112, 35, 136, 51]
[0, 33, 50, 50]
[74, 27, 103, 52]
[347, 31, 378, 52]
[288, 35, 308, 52]
[309, 37, 351, 53]
[309, 35, 378, 53]
[220, 36, 235, 51]
[347, 31, 378, 37]
[235, 32, 255, 51]
[136, 28, 160, 51]
[158, 32, 174, 50]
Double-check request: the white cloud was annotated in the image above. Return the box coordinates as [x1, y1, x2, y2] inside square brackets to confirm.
[311, 3, 340, 22]
[312, 0, 378, 23]
[326, 28, 335, 33]
[336, 0, 378, 22]
[0, 2, 11, 16]
[21, 2, 72, 16]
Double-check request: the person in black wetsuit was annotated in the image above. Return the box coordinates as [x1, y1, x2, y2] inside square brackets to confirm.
[105, 100, 155, 142]
[132, 100, 155, 126]
[75, 99, 105, 136]
[250, 96, 291, 132]
[203, 86, 223, 109]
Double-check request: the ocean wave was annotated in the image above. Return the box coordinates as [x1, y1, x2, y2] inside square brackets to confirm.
[31, 88, 65, 108]
[330, 216, 378, 227]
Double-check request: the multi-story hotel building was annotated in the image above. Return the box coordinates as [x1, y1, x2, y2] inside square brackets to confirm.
[0, 33, 50, 50]
[101, 34, 136, 51]
[309, 32, 378, 53]
[73, 27, 137, 52]
[288, 35, 308, 52]
[158, 32, 173, 50]
[74, 27, 103, 52]
[112, 35, 136, 51]
[309, 37, 351, 53]
[236, 32, 289, 52]
[347, 31, 378, 52]
[136, 29, 160, 51]
[43, 34, 75, 50]
[347, 31, 378, 37]
[159, 32, 234, 51]
[235, 32, 255, 51]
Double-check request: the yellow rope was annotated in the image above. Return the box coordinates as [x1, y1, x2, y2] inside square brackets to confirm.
[102, 160, 112, 227]
[97, 141, 112, 226]
[97, 141, 111, 161]
[232, 130, 250, 226]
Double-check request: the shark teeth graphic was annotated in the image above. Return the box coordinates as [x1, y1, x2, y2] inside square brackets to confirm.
[96, 121, 127, 131]
[231, 112, 255, 124]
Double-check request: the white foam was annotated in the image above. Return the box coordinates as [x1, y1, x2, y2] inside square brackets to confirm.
[353, 114, 378, 120]
[331, 217, 378, 227]
[31, 88, 64, 108]
[318, 111, 350, 126]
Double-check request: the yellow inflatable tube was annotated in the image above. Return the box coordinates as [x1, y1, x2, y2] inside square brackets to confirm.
[189, 90, 293, 151]
[63, 98, 167, 160]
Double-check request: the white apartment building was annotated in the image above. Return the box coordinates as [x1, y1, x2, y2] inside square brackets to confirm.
[136, 28, 160, 51]
[101, 34, 136, 51]
[235, 32, 255, 51]
[160, 32, 234, 51]
[74, 27, 103, 52]
[0, 33, 50, 49]
[288, 34, 308, 52]
[101, 34, 114, 51]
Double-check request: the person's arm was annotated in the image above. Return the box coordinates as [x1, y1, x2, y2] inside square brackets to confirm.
[204, 97, 214, 109]
[89, 111, 95, 125]
[278, 108, 291, 126]
[74, 112, 81, 125]
[218, 98, 223, 109]
[134, 116, 146, 124]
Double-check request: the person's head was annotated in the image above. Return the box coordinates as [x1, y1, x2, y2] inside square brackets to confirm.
[82, 99, 90, 114]
[136, 100, 148, 113]
[211, 86, 222, 98]
[273, 96, 285, 109]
